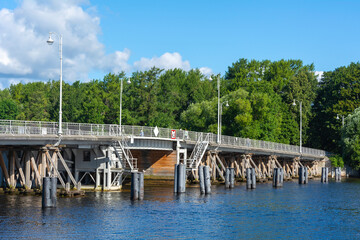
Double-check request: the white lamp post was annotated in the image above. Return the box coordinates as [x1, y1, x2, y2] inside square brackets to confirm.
[119, 77, 131, 134]
[292, 99, 302, 153]
[336, 114, 345, 127]
[209, 75, 222, 144]
[47, 32, 63, 136]
[219, 101, 229, 144]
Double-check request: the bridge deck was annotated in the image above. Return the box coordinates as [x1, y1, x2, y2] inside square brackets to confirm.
[0, 119, 325, 160]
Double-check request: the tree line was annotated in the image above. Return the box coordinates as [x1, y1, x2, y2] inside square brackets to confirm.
[1, 59, 360, 168]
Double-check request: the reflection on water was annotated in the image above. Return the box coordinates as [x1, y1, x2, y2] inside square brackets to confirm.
[1, 179, 360, 239]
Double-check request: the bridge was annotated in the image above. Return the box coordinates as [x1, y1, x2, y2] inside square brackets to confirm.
[0, 120, 328, 191]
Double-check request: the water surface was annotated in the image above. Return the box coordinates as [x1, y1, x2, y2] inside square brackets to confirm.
[0, 179, 360, 239]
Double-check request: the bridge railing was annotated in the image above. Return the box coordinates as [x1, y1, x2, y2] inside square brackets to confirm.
[0, 120, 325, 157]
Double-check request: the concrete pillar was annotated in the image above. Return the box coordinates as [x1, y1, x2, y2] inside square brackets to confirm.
[42, 177, 56, 208]
[230, 168, 235, 189]
[251, 168, 256, 189]
[246, 168, 251, 189]
[298, 167, 303, 184]
[273, 168, 283, 188]
[204, 166, 211, 194]
[335, 167, 341, 182]
[326, 167, 329, 182]
[107, 170, 112, 190]
[174, 164, 178, 193]
[178, 164, 186, 193]
[299, 167, 308, 184]
[50, 177, 57, 207]
[246, 168, 256, 189]
[198, 165, 205, 194]
[130, 172, 139, 200]
[42, 177, 51, 208]
[131, 172, 144, 201]
[225, 168, 230, 188]
[95, 168, 100, 188]
[321, 167, 328, 183]
[139, 172, 144, 200]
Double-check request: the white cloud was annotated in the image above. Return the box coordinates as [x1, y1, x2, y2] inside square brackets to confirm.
[0, 0, 116, 85]
[100, 48, 131, 73]
[0, 0, 210, 88]
[133, 52, 191, 71]
[199, 67, 212, 76]
[315, 71, 324, 81]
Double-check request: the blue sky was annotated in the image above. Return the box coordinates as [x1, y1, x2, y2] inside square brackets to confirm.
[0, 0, 360, 87]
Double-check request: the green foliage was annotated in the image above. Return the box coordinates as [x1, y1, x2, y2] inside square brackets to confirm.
[342, 108, 360, 170]
[224, 58, 317, 145]
[180, 100, 217, 132]
[0, 99, 19, 120]
[309, 62, 360, 153]
[1, 58, 358, 154]
[329, 154, 344, 168]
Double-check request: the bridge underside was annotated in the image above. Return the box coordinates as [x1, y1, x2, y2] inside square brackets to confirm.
[0, 136, 329, 192]
[186, 150, 328, 182]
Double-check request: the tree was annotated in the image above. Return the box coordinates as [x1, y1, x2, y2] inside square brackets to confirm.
[99, 72, 126, 124]
[180, 100, 217, 133]
[342, 108, 360, 170]
[10, 82, 51, 121]
[80, 80, 108, 124]
[224, 58, 317, 145]
[0, 99, 19, 120]
[309, 62, 360, 153]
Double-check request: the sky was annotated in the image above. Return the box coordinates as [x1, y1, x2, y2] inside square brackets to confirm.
[0, 0, 360, 88]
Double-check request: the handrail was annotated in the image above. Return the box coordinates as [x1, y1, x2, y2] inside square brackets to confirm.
[0, 120, 326, 157]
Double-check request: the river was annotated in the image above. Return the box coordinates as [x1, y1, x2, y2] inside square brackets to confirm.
[0, 179, 359, 239]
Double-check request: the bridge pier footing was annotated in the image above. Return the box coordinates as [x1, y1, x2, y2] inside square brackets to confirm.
[246, 168, 256, 189]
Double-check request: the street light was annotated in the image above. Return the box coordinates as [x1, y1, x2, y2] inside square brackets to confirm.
[119, 77, 131, 134]
[47, 32, 63, 136]
[336, 114, 345, 127]
[219, 101, 229, 144]
[209, 75, 221, 144]
[292, 99, 302, 153]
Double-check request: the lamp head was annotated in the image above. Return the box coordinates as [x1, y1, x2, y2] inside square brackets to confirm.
[225, 101, 229, 107]
[127, 79, 131, 84]
[292, 99, 296, 106]
[47, 34, 54, 45]
[336, 114, 340, 120]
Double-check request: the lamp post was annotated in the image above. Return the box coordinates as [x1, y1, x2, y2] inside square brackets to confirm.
[209, 75, 221, 144]
[292, 99, 302, 153]
[119, 77, 131, 135]
[219, 101, 229, 144]
[47, 32, 63, 136]
[336, 114, 345, 127]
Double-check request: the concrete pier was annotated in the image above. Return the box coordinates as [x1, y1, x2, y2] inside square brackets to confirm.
[299, 167, 308, 184]
[174, 163, 186, 193]
[246, 168, 256, 189]
[204, 166, 211, 194]
[198, 165, 205, 194]
[42, 177, 57, 208]
[130, 172, 139, 200]
[273, 168, 283, 188]
[335, 167, 341, 182]
[321, 167, 329, 183]
[131, 172, 144, 200]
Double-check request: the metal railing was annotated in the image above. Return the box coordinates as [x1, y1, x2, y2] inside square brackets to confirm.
[0, 120, 326, 157]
